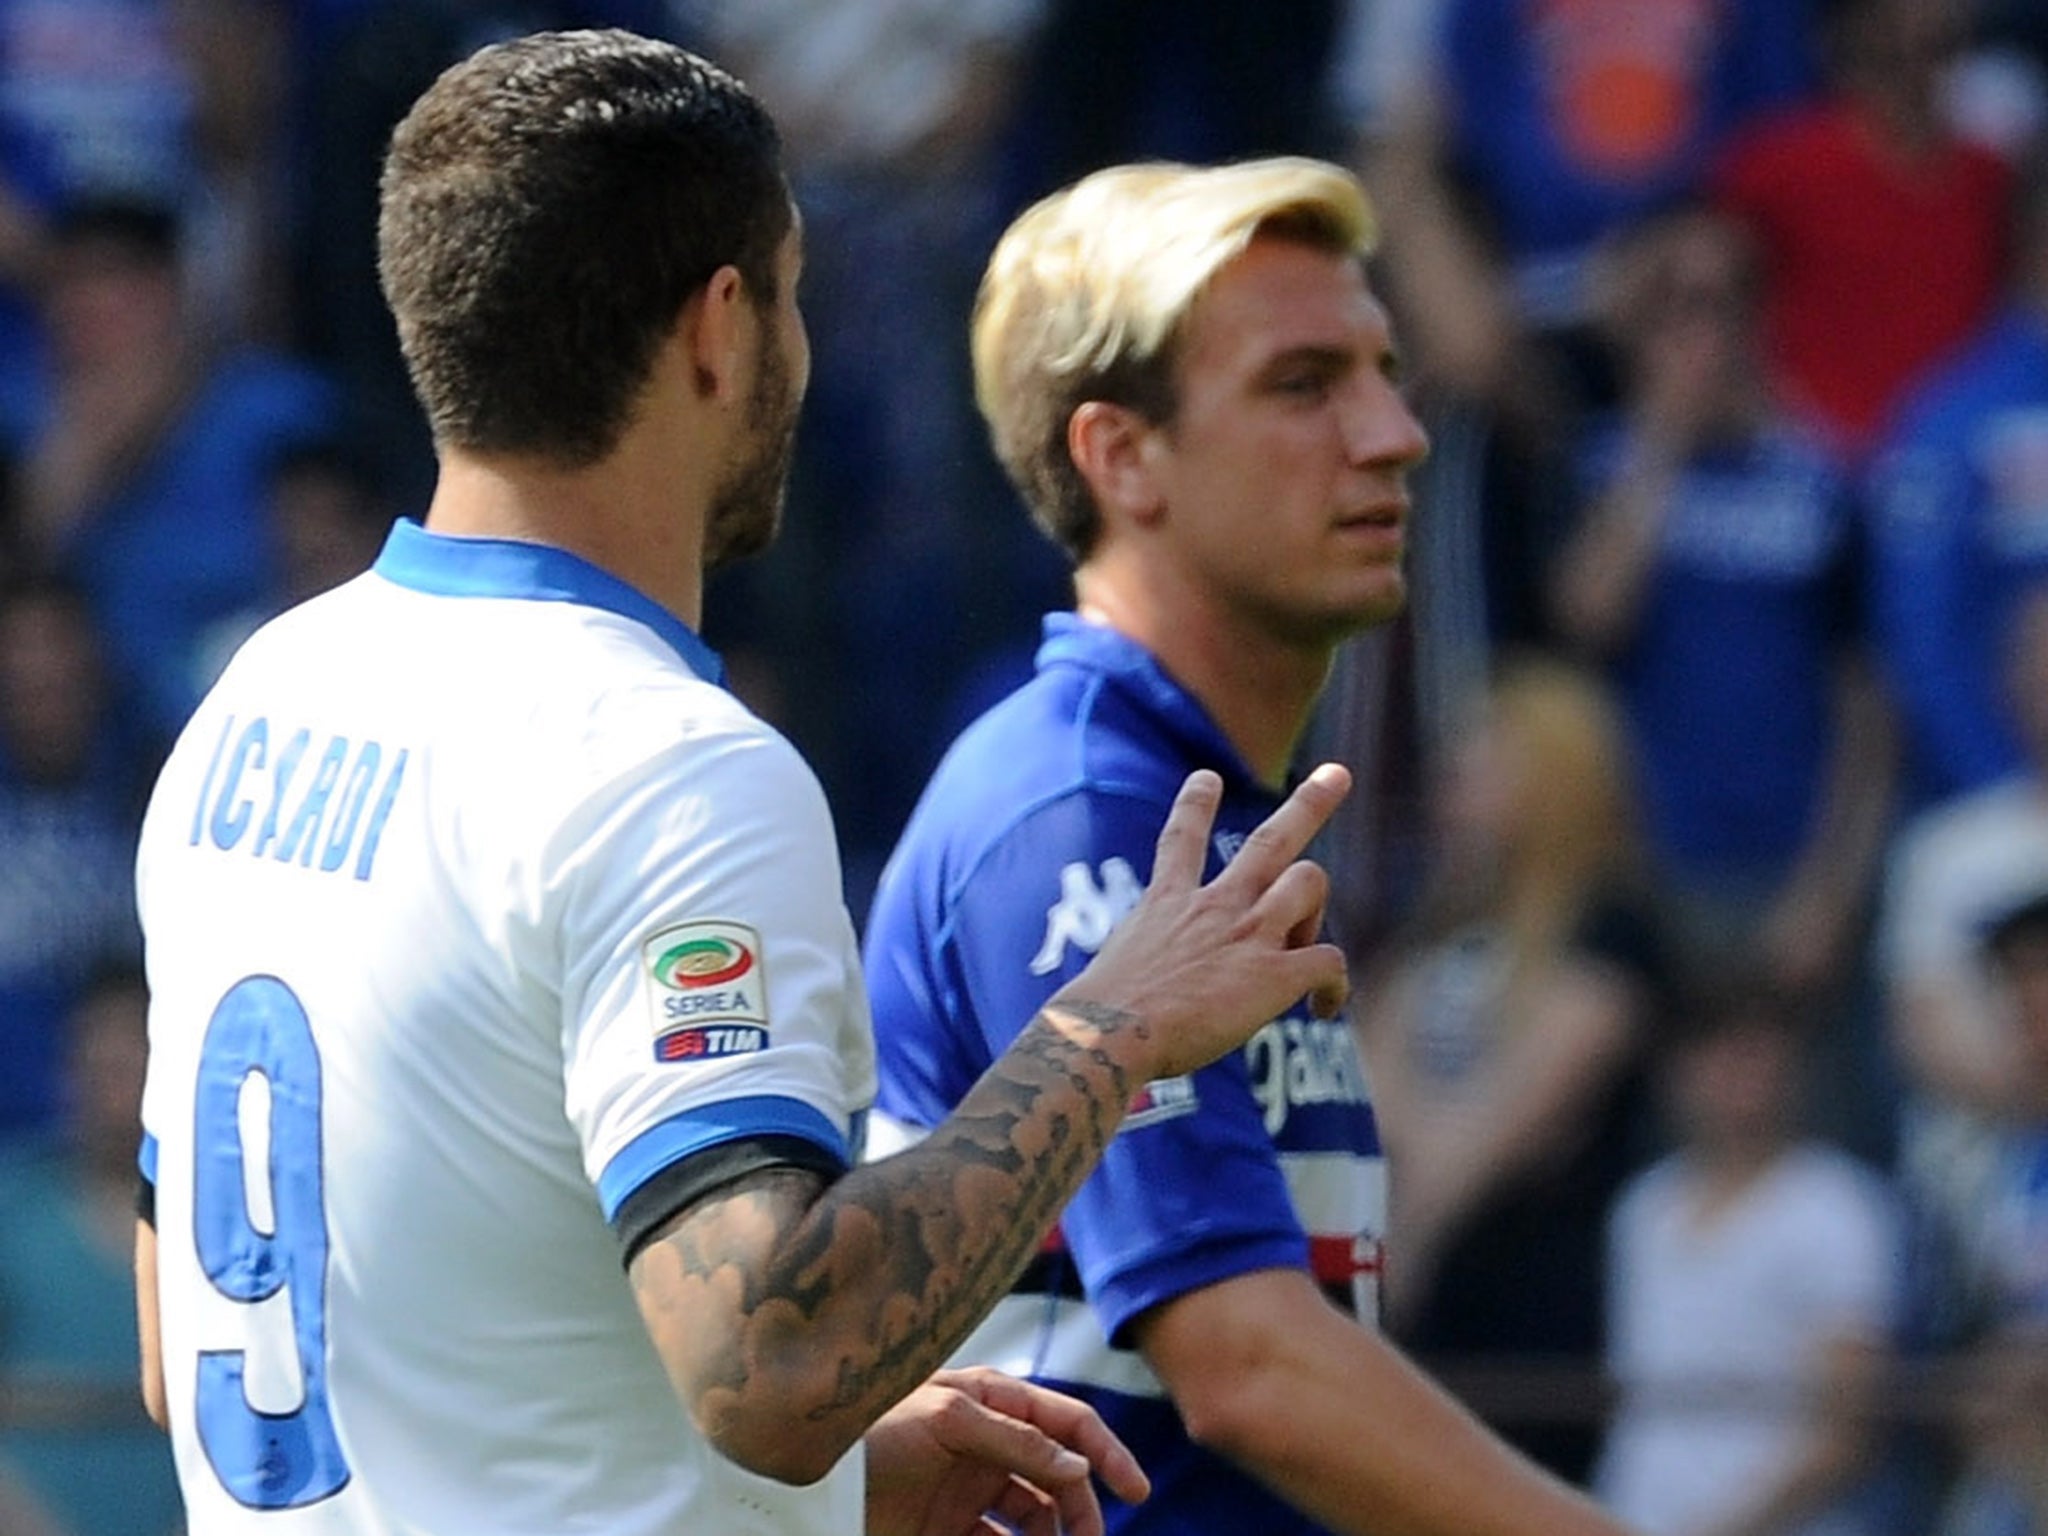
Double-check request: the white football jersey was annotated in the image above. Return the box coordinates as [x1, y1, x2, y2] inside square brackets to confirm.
[136, 521, 873, 1534]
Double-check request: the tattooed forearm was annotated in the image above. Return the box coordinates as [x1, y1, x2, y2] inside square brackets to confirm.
[628, 999, 1151, 1472]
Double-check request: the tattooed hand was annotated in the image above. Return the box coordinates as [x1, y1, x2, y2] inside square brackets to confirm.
[1045, 763, 1353, 1081]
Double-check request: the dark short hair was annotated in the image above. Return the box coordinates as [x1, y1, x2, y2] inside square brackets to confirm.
[377, 28, 791, 466]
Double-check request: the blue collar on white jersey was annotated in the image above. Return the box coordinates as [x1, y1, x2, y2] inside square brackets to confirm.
[373, 518, 727, 687]
[1034, 612, 1264, 793]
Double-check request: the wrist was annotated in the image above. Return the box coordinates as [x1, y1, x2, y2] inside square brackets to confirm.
[1038, 993, 1157, 1088]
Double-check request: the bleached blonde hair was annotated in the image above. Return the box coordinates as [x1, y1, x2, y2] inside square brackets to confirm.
[971, 156, 1377, 559]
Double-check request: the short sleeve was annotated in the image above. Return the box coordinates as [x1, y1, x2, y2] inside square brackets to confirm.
[554, 712, 875, 1237]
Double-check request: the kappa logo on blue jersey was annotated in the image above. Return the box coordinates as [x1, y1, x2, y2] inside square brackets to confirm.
[644, 919, 769, 1061]
[1030, 858, 1143, 975]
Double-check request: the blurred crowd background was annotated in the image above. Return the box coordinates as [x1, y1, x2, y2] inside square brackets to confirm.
[4, 0, 2048, 1532]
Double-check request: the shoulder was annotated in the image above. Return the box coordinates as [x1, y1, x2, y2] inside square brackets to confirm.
[1775, 1145, 1899, 1236]
[894, 667, 1188, 874]
[231, 577, 813, 842]
[539, 633, 824, 849]
[1611, 1155, 1687, 1233]
[869, 676, 1203, 996]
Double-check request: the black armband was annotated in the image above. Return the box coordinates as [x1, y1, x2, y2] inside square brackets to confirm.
[614, 1134, 844, 1267]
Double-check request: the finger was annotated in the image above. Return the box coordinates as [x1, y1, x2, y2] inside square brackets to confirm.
[1270, 860, 1331, 950]
[1270, 942, 1350, 1022]
[1147, 769, 1223, 893]
[1252, 862, 1336, 976]
[1213, 762, 1351, 892]
[927, 1389, 1096, 1495]
[1308, 963, 1351, 1021]
[993, 1473, 1063, 1536]
[945, 1370, 1150, 1507]
[1272, 863, 1346, 1018]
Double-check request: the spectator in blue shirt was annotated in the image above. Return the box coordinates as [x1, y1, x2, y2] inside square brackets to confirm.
[1867, 144, 2048, 812]
[12, 197, 334, 749]
[1551, 203, 1895, 1002]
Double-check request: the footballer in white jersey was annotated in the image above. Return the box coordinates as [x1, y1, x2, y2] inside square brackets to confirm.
[130, 28, 1372, 1536]
[136, 522, 872, 1532]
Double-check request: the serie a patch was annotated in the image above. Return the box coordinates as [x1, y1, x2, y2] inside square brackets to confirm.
[643, 919, 770, 1062]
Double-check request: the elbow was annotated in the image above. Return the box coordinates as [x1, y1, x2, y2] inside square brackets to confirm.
[695, 1394, 861, 1487]
[711, 1433, 849, 1488]
[1173, 1366, 1289, 1466]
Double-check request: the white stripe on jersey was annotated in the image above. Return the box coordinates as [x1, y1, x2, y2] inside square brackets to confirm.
[952, 1293, 1170, 1400]
[1283, 1148, 1388, 1244]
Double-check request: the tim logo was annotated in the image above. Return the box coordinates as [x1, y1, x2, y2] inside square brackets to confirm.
[1030, 858, 1143, 975]
[656, 1025, 768, 1062]
[643, 919, 768, 1049]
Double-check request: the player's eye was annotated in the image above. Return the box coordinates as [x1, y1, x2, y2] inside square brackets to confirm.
[1273, 371, 1331, 400]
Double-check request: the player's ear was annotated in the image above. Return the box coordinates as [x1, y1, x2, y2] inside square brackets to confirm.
[1069, 401, 1166, 529]
[679, 265, 749, 404]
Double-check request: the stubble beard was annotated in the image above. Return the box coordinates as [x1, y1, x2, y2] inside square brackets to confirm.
[704, 325, 798, 574]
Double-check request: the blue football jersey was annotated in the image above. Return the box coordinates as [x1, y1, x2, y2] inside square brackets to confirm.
[864, 614, 1384, 1535]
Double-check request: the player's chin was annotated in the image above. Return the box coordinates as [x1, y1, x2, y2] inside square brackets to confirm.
[1327, 569, 1407, 632]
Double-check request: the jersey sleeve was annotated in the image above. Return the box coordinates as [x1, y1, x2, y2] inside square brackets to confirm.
[919, 786, 1309, 1342]
[552, 709, 875, 1245]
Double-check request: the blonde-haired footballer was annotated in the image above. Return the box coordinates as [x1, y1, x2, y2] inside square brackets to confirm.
[865, 156, 1644, 1536]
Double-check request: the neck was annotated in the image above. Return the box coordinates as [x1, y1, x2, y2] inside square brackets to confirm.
[1692, 1132, 1785, 1190]
[1075, 562, 1334, 789]
[424, 439, 711, 629]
